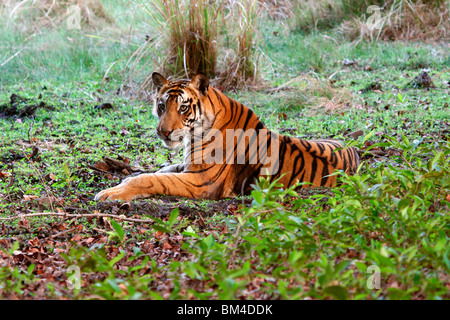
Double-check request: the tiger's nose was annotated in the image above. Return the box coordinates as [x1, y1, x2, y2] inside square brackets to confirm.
[159, 129, 172, 137]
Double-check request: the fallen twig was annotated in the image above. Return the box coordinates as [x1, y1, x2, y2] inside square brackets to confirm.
[88, 164, 113, 174]
[357, 149, 388, 157]
[264, 76, 311, 93]
[50, 226, 80, 239]
[1, 48, 23, 67]
[0, 212, 155, 223]
[104, 157, 133, 172]
[92, 227, 109, 234]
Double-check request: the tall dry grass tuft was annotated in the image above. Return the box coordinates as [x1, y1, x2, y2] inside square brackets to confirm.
[141, 0, 222, 79]
[133, 0, 264, 94]
[339, 0, 450, 42]
[286, 0, 448, 42]
[286, 0, 386, 32]
[261, 0, 293, 20]
[216, 0, 263, 90]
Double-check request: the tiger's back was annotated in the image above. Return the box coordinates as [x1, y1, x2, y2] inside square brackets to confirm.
[267, 136, 359, 191]
[199, 85, 359, 196]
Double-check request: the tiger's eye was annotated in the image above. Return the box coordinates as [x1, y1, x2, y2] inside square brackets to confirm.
[158, 103, 165, 111]
[179, 105, 189, 113]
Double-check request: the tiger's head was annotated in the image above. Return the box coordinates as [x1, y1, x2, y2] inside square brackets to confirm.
[152, 72, 215, 149]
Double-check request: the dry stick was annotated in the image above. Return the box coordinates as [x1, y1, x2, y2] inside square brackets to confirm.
[0, 212, 155, 224]
[197, 211, 207, 226]
[264, 76, 309, 93]
[357, 149, 388, 157]
[1, 48, 23, 67]
[88, 164, 112, 174]
[104, 157, 134, 173]
[28, 159, 56, 213]
[401, 154, 415, 172]
[92, 227, 109, 234]
[50, 226, 80, 239]
[27, 117, 35, 143]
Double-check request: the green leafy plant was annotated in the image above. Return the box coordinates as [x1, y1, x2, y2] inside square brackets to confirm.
[108, 218, 125, 244]
[62, 162, 76, 189]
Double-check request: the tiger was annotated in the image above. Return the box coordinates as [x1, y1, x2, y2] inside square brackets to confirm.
[94, 72, 359, 202]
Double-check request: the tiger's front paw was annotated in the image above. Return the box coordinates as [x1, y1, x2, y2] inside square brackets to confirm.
[94, 180, 137, 202]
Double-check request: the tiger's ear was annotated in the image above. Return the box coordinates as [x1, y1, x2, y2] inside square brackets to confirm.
[152, 72, 169, 89]
[190, 73, 209, 96]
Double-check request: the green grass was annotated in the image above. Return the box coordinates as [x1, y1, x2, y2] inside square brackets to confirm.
[0, 0, 449, 300]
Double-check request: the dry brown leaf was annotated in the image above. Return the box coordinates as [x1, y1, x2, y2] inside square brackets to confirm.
[163, 242, 173, 250]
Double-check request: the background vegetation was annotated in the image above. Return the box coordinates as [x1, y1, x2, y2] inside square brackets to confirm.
[0, 0, 448, 300]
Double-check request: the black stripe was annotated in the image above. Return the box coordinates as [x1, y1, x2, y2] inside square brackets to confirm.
[255, 121, 264, 132]
[300, 140, 311, 151]
[319, 157, 329, 186]
[288, 150, 305, 187]
[167, 89, 183, 95]
[242, 109, 254, 130]
[316, 142, 325, 154]
[270, 138, 286, 181]
[309, 157, 318, 184]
